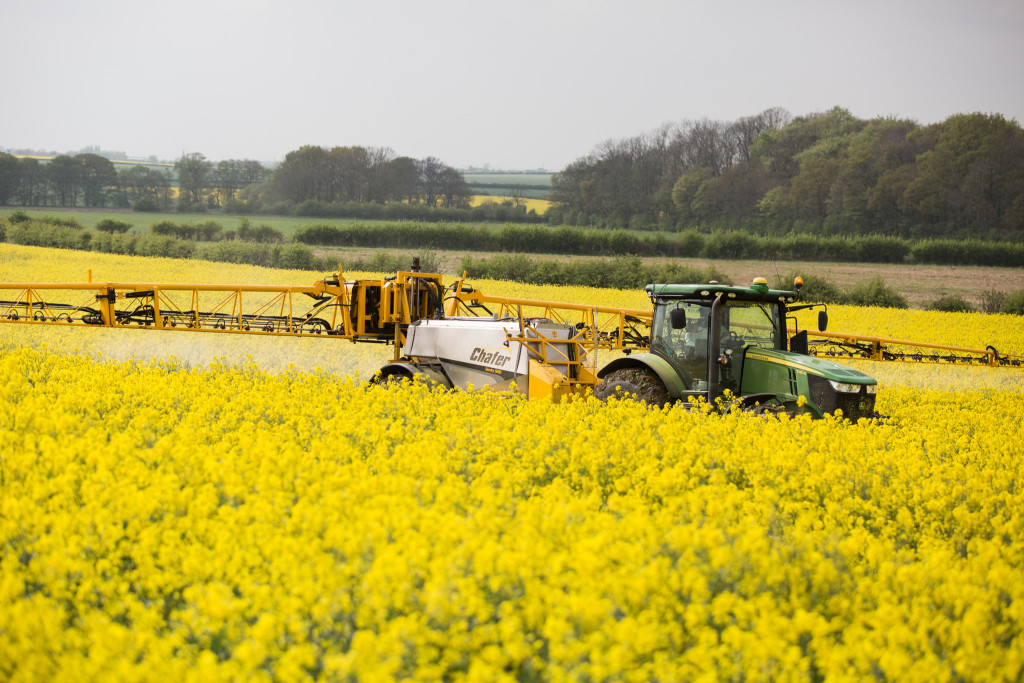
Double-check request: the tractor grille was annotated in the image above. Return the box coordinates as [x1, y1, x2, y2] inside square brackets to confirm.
[808, 375, 876, 420]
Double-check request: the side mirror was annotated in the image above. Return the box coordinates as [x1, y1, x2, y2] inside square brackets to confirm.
[818, 310, 828, 332]
[669, 308, 687, 330]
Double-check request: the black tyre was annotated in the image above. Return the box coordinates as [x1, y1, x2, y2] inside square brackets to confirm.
[594, 367, 672, 407]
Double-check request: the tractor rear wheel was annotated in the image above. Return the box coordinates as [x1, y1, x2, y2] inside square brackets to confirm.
[594, 368, 672, 407]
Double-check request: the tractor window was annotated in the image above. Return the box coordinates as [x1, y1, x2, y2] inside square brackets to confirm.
[723, 302, 780, 350]
[651, 300, 710, 390]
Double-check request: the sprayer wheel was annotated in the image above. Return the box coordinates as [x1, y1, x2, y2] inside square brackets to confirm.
[594, 368, 672, 407]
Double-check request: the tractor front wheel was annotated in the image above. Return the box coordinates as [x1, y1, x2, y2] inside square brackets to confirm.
[594, 368, 672, 407]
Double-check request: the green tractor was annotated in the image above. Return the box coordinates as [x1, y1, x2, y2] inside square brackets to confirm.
[595, 278, 878, 419]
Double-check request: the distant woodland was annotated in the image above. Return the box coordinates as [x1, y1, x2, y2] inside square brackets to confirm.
[2, 106, 1022, 241]
[551, 107, 1024, 241]
[0, 148, 476, 214]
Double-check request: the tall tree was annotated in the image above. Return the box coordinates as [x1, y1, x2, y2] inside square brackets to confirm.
[387, 156, 421, 203]
[438, 167, 472, 209]
[729, 107, 792, 163]
[75, 153, 116, 207]
[0, 153, 19, 205]
[238, 159, 269, 188]
[829, 117, 919, 235]
[418, 157, 446, 207]
[326, 146, 370, 202]
[212, 160, 246, 203]
[16, 157, 46, 206]
[175, 152, 212, 205]
[47, 155, 81, 207]
[365, 146, 396, 202]
[907, 114, 1024, 236]
[270, 146, 329, 203]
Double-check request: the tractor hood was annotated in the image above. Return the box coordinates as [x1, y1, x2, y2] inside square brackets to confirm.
[745, 348, 877, 385]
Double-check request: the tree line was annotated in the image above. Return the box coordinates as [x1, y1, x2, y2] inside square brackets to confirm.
[172, 146, 475, 213]
[0, 152, 272, 212]
[255, 146, 473, 209]
[0, 153, 121, 208]
[6, 106, 1022, 241]
[550, 107, 1024, 241]
[0, 146, 475, 214]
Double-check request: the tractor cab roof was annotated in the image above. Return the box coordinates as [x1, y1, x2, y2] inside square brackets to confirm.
[646, 279, 799, 304]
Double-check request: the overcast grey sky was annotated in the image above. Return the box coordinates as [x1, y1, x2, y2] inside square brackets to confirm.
[2, 0, 1022, 170]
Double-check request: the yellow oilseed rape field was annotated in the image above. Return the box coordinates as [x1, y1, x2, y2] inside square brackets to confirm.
[2, 244, 1024, 682]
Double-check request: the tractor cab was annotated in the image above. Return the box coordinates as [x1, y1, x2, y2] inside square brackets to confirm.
[648, 279, 788, 397]
[596, 278, 878, 419]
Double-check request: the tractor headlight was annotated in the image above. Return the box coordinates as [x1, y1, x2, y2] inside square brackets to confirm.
[865, 384, 876, 394]
[828, 380, 862, 393]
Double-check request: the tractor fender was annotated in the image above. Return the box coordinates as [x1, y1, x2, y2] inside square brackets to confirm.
[597, 354, 688, 399]
[374, 362, 453, 389]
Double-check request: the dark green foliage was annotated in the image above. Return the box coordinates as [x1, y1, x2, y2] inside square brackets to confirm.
[135, 234, 195, 258]
[0, 153, 18, 206]
[294, 222, 495, 252]
[279, 198, 541, 224]
[776, 273, 845, 303]
[193, 220, 223, 241]
[844, 277, 908, 309]
[274, 243, 316, 270]
[927, 294, 975, 313]
[341, 251, 443, 275]
[851, 235, 912, 263]
[88, 231, 318, 270]
[555, 109, 1024, 243]
[6, 220, 91, 249]
[236, 218, 282, 243]
[701, 230, 760, 259]
[980, 289, 1008, 314]
[95, 218, 133, 234]
[90, 231, 191, 258]
[149, 219, 222, 241]
[221, 199, 248, 214]
[7, 213, 85, 229]
[132, 196, 161, 212]
[458, 254, 732, 290]
[289, 220, 1021, 267]
[1003, 290, 1024, 315]
[912, 239, 1024, 267]
[200, 241, 274, 266]
[174, 199, 208, 214]
[195, 242, 319, 270]
[150, 220, 181, 237]
[90, 232, 139, 255]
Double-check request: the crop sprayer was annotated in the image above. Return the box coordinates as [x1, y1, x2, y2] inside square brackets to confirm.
[2, 259, 1021, 419]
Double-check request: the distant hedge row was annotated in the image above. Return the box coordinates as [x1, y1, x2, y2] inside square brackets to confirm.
[7, 219, 1024, 311]
[457, 254, 920, 308]
[295, 222, 1024, 268]
[224, 198, 545, 224]
[3, 219, 328, 271]
[458, 254, 732, 291]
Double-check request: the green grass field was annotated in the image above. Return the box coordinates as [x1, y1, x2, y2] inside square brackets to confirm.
[0, 208, 521, 239]
[462, 172, 552, 186]
[0, 209, 339, 237]
[464, 172, 552, 199]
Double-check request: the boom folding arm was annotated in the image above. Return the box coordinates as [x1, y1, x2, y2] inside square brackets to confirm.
[801, 330, 1024, 368]
[444, 279, 652, 350]
[2, 266, 1019, 372]
[0, 267, 653, 357]
[0, 268, 448, 353]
